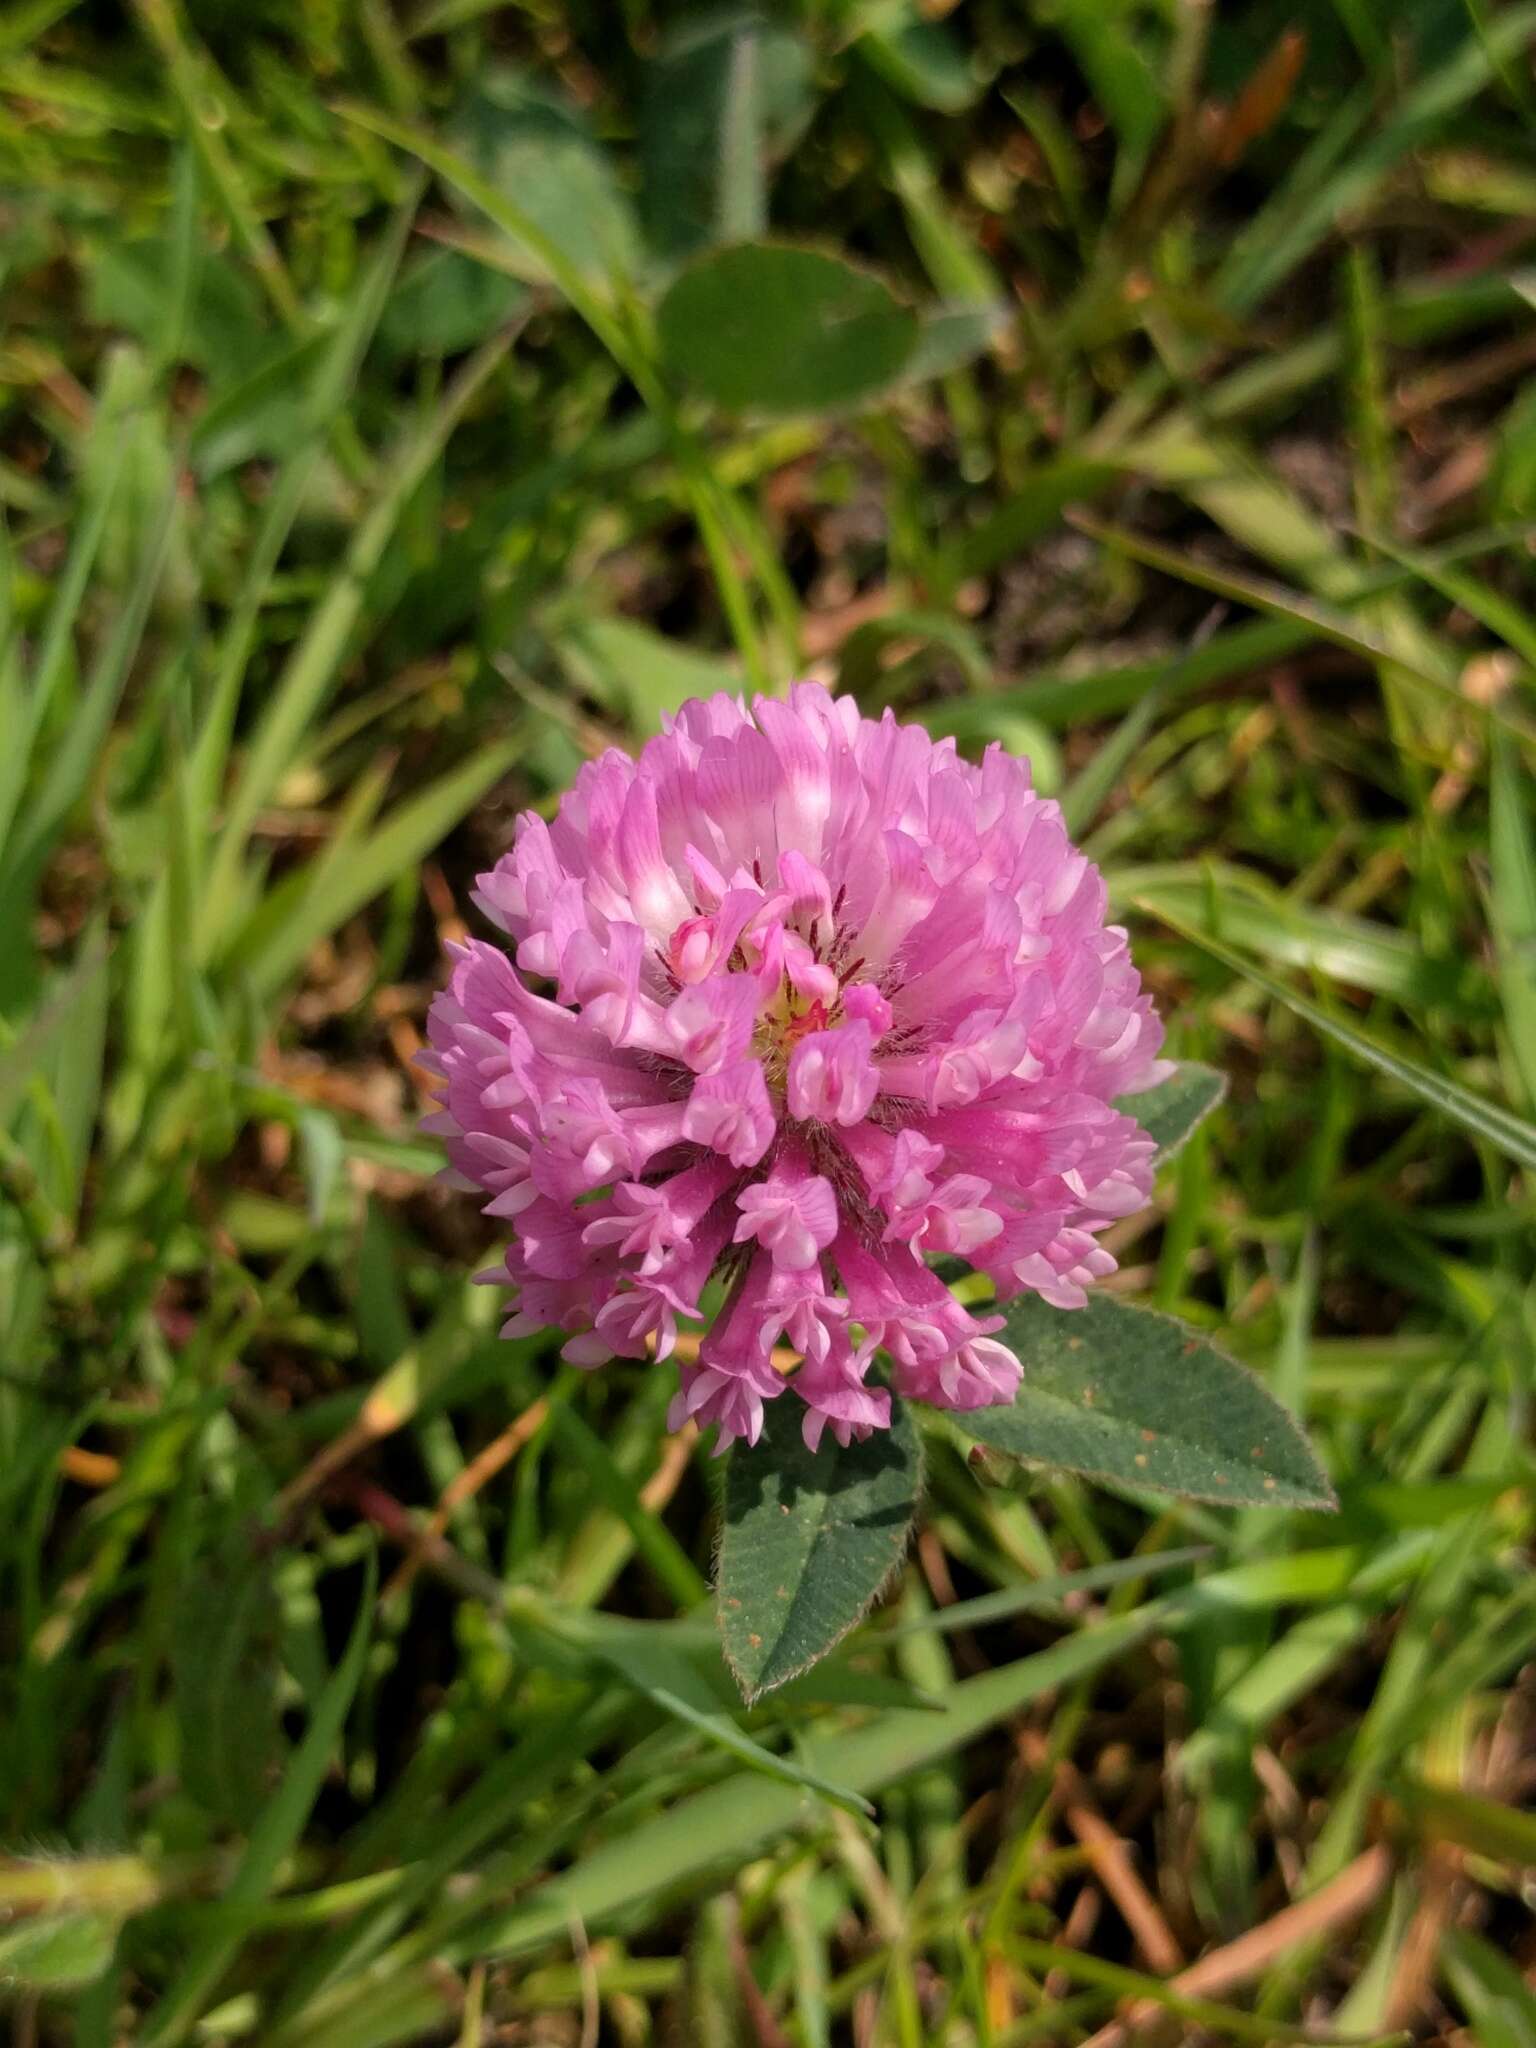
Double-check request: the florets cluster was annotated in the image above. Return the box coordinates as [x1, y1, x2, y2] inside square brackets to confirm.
[425, 687, 1166, 1450]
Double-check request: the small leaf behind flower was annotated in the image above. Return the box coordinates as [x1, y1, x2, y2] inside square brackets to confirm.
[719, 1401, 923, 1701]
[952, 1294, 1335, 1510]
[1115, 1059, 1227, 1162]
[658, 242, 919, 415]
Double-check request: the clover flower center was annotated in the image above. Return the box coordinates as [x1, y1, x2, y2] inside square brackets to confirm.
[755, 984, 838, 1091]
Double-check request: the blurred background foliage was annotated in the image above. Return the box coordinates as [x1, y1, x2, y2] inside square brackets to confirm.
[2, 0, 1536, 2041]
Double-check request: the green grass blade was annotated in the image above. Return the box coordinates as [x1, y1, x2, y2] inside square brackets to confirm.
[1118, 863, 1479, 1009]
[131, 0, 304, 331]
[1140, 902, 1536, 1173]
[198, 325, 516, 953]
[547, 1404, 708, 1609]
[12, 475, 179, 873]
[1215, 5, 1536, 313]
[591, 1634, 875, 1818]
[1489, 728, 1536, 1108]
[139, 1551, 378, 2047]
[443, 1604, 1173, 1964]
[1398, 1778, 1536, 1867]
[0, 363, 137, 857]
[883, 1545, 1212, 1637]
[1069, 512, 1478, 709]
[235, 735, 522, 997]
[185, 192, 422, 830]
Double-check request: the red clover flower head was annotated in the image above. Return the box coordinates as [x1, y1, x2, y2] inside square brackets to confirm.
[425, 686, 1167, 1452]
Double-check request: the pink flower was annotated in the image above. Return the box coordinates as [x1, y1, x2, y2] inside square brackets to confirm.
[426, 686, 1166, 1451]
